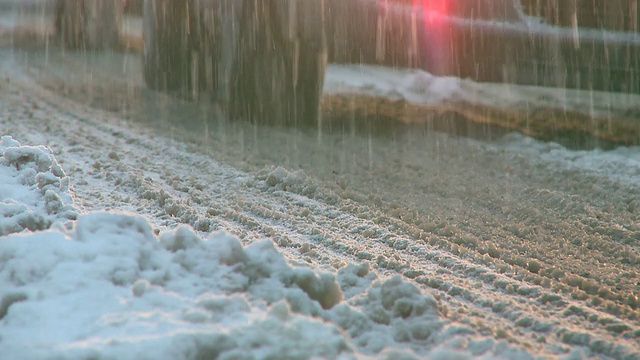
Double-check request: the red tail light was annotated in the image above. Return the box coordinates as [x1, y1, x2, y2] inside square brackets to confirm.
[417, 0, 449, 15]
[379, 0, 449, 16]
[417, 0, 453, 76]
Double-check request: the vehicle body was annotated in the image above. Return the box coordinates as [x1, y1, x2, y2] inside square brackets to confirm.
[329, 0, 639, 93]
[55, 0, 123, 49]
[140, 0, 327, 127]
[56, 0, 640, 126]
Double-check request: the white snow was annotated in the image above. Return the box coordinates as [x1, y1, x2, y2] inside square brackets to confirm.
[1, 3, 639, 358]
[0, 46, 639, 360]
[497, 132, 640, 187]
[0, 136, 539, 359]
[324, 65, 463, 105]
[1, 55, 639, 360]
[0, 136, 76, 236]
[324, 63, 640, 119]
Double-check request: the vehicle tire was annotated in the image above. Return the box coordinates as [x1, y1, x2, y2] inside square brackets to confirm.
[124, 0, 143, 15]
[55, 0, 120, 50]
[228, 0, 327, 127]
[55, 0, 86, 49]
[142, 0, 193, 94]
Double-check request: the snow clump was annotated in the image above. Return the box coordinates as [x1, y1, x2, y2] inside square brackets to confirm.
[256, 165, 318, 196]
[0, 135, 76, 235]
[0, 213, 350, 359]
[0, 212, 517, 359]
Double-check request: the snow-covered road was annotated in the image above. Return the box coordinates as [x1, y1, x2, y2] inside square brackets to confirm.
[1, 3, 640, 359]
[1, 42, 639, 359]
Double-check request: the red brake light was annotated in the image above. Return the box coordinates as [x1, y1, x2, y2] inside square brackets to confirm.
[417, 0, 449, 15]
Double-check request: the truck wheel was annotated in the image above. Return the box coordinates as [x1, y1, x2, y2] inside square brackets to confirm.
[55, 0, 120, 49]
[228, 0, 327, 127]
[142, 0, 193, 94]
[55, 0, 86, 48]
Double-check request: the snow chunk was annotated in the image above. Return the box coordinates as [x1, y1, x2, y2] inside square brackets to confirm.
[0, 135, 20, 152]
[3, 144, 65, 177]
[288, 267, 344, 310]
[75, 212, 157, 244]
[256, 165, 317, 196]
[403, 71, 461, 104]
[337, 262, 378, 299]
[159, 225, 201, 252]
[0, 136, 76, 235]
[328, 274, 445, 355]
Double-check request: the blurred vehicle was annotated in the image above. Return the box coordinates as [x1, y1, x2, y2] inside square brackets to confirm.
[141, 0, 327, 127]
[56, 0, 640, 127]
[55, 0, 123, 49]
[123, 0, 142, 15]
[333, 0, 639, 94]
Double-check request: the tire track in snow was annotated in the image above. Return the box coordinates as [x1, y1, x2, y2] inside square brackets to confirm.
[2, 51, 639, 358]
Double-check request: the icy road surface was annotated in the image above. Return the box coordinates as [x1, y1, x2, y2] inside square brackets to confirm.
[1, 29, 640, 360]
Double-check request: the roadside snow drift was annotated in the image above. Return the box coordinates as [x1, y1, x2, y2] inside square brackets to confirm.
[0, 136, 538, 359]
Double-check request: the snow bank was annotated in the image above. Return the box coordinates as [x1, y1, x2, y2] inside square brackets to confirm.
[1, 212, 452, 359]
[0, 137, 539, 359]
[498, 132, 640, 187]
[1, 213, 531, 360]
[324, 65, 462, 105]
[0, 212, 349, 359]
[324, 64, 640, 118]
